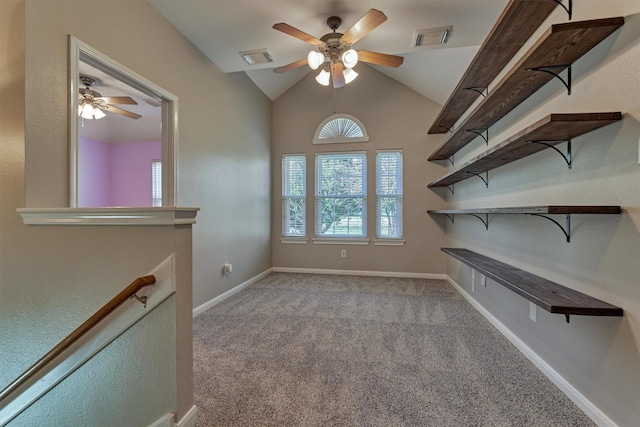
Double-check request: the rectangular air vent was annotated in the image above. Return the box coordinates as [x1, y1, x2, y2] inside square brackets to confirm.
[412, 26, 452, 47]
[240, 48, 274, 65]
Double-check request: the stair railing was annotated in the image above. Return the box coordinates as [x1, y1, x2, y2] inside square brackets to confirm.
[0, 275, 156, 403]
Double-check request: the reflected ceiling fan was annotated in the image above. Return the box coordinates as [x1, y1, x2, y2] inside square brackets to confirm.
[78, 75, 141, 120]
[273, 9, 404, 88]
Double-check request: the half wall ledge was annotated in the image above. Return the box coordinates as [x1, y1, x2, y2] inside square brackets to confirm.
[17, 207, 200, 226]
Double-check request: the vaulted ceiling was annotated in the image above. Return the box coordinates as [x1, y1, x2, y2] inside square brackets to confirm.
[147, 0, 511, 103]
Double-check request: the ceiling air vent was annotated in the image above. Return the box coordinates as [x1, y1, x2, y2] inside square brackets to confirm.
[412, 26, 452, 47]
[240, 48, 275, 65]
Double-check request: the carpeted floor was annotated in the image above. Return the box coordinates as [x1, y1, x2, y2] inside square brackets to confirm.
[193, 273, 595, 426]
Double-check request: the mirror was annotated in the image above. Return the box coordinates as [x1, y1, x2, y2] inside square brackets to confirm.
[69, 36, 178, 207]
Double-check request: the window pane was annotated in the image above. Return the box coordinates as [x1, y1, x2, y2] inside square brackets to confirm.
[315, 152, 367, 238]
[282, 155, 306, 237]
[376, 151, 402, 238]
[152, 160, 162, 207]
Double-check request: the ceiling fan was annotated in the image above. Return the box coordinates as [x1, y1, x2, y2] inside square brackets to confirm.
[78, 75, 141, 120]
[273, 9, 404, 88]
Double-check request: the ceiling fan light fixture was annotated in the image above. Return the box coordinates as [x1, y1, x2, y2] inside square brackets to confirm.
[307, 50, 325, 70]
[316, 69, 331, 86]
[80, 103, 105, 120]
[341, 49, 358, 68]
[343, 68, 358, 84]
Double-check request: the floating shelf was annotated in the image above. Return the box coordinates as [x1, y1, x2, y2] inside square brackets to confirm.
[428, 112, 622, 188]
[428, 17, 625, 161]
[428, 0, 559, 135]
[428, 206, 621, 242]
[442, 248, 623, 322]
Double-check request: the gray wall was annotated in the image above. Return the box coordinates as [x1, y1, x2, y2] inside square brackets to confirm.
[2, 0, 271, 424]
[272, 64, 448, 274]
[443, 3, 640, 425]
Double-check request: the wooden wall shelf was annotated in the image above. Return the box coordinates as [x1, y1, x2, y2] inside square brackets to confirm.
[442, 248, 623, 322]
[428, 0, 559, 135]
[428, 112, 622, 188]
[428, 206, 621, 242]
[428, 17, 624, 161]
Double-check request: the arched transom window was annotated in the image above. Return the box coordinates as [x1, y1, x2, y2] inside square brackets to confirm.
[313, 114, 369, 144]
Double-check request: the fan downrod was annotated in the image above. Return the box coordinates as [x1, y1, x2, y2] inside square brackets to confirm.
[327, 16, 341, 32]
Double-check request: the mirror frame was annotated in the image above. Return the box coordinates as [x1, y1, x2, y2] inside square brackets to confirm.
[68, 36, 178, 207]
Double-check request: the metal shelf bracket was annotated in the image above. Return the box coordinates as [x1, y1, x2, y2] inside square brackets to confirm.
[466, 128, 489, 145]
[464, 171, 489, 188]
[526, 65, 572, 95]
[525, 139, 572, 169]
[552, 0, 573, 20]
[467, 213, 489, 230]
[462, 86, 488, 98]
[527, 213, 571, 243]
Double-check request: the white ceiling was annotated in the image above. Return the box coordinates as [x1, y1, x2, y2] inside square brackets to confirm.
[147, 0, 511, 102]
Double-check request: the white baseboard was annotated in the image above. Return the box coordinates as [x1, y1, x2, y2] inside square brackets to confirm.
[148, 413, 174, 427]
[176, 405, 197, 427]
[193, 268, 273, 317]
[445, 276, 618, 427]
[272, 266, 446, 280]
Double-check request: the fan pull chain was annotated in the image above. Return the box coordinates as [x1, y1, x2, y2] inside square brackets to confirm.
[333, 87, 336, 114]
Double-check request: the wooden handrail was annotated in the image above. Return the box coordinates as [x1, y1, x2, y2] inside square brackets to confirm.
[0, 275, 156, 403]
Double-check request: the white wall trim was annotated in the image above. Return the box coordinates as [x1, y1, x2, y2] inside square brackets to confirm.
[312, 238, 370, 245]
[0, 255, 177, 426]
[148, 413, 174, 427]
[445, 275, 618, 427]
[176, 405, 197, 427]
[17, 207, 199, 226]
[273, 266, 446, 280]
[193, 269, 273, 317]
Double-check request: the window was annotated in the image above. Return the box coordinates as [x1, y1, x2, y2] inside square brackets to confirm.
[152, 160, 162, 207]
[312, 114, 369, 144]
[315, 152, 367, 238]
[282, 154, 306, 237]
[376, 150, 403, 239]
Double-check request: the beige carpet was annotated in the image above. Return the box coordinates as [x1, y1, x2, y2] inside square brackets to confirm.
[193, 273, 594, 426]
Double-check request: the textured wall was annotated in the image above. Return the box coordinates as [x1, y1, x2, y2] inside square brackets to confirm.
[20, 0, 271, 326]
[441, 2, 640, 425]
[272, 64, 448, 274]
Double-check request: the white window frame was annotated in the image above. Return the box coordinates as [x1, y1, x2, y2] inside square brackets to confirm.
[282, 154, 307, 242]
[312, 114, 369, 145]
[375, 149, 404, 245]
[314, 151, 368, 243]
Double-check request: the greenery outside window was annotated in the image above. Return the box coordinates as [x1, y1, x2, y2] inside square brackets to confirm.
[282, 154, 306, 238]
[315, 152, 367, 239]
[376, 150, 403, 240]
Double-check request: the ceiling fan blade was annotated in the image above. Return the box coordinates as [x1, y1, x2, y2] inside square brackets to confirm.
[331, 62, 345, 88]
[96, 96, 137, 105]
[273, 23, 324, 46]
[341, 9, 387, 45]
[357, 50, 404, 68]
[273, 57, 309, 73]
[98, 104, 142, 120]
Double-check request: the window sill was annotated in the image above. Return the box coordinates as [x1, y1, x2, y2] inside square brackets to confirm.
[312, 238, 370, 246]
[280, 237, 308, 244]
[17, 207, 200, 226]
[374, 239, 405, 246]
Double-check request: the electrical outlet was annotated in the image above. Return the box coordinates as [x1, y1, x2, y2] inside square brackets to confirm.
[471, 270, 476, 293]
[341, 249, 347, 258]
[529, 302, 537, 322]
